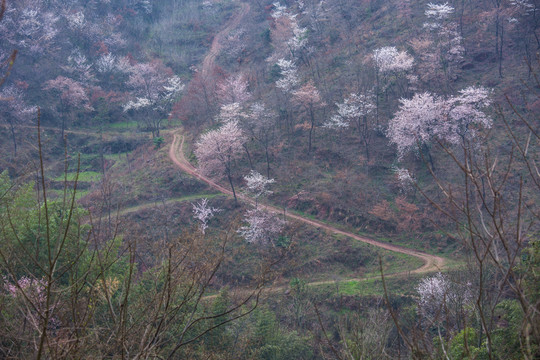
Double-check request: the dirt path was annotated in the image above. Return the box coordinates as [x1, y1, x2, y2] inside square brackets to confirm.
[201, 2, 251, 78]
[169, 133, 446, 277]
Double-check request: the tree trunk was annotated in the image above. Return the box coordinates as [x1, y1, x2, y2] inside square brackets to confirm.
[62, 115, 66, 140]
[308, 108, 315, 154]
[265, 145, 271, 178]
[243, 144, 253, 169]
[426, 146, 435, 172]
[8, 121, 17, 156]
[226, 170, 238, 204]
[499, 22, 504, 78]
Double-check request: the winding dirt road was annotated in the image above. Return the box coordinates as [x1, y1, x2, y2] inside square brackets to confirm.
[169, 134, 446, 276]
[201, 2, 251, 78]
[168, 1, 446, 290]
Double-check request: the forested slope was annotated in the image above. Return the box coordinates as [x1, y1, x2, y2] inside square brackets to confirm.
[0, 0, 539, 358]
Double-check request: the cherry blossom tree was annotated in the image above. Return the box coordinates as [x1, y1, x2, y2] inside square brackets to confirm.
[0, 1, 59, 56]
[238, 208, 285, 246]
[324, 92, 376, 161]
[3, 276, 56, 335]
[123, 60, 184, 137]
[61, 49, 95, 84]
[216, 102, 247, 124]
[43, 76, 92, 139]
[216, 73, 251, 105]
[95, 53, 117, 74]
[506, 1, 539, 74]
[0, 85, 34, 156]
[215, 102, 253, 166]
[268, 2, 308, 62]
[372, 46, 414, 122]
[192, 198, 221, 234]
[387, 86, 492, 167]
[293, 81, 325, 154]
[425, 2, 454, 20]
[243, 170, 275, 208]
[287, 18, 309, 60]
[392, 166, 415, 193]
[420, 2, 465, 86]
[245, 102, 277, 177]
[373, 46, 415, 74]
[417, 272, 473, 357]
[275, 58, 300, 94]
[194, 121, 246, 203]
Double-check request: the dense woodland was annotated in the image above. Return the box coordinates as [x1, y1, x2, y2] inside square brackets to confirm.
[0, 0, 539, 358]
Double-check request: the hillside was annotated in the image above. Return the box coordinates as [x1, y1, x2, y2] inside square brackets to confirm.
[0, 0, 539, 358]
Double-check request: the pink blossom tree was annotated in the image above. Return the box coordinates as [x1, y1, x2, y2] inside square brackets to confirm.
[216, 73, 251, 105]
[123, 60, 183, 137]
[293, 81, 325, 154]
[0, 85, 34, 156]
[3, 276, 54, 335]
[43, 76, 92, 139]
[387, 87, 492, 168]
[194, 120, 246, 203]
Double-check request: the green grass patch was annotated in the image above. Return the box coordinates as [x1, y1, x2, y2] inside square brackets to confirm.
[105, 121, 138, 130]
[312, 272, 426, 297]
[54, 171, 102, 182]
[118, 193, 221, 216]
[50, 189, 89, 201]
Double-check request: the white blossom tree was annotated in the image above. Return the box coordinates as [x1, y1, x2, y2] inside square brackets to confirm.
[417, 272, 473, 357]
[372, 46, 415, 122]
[421, 2, 464, 85]
[195, 121, 247, 203]
[216, 102, 247, 124]
[324, 92, 376, 161]
[243, 170, 275, 208]
[425, 2, 454, 20]
[275, 58, 300, 93]
[268, 2, 309, 62]
[0, 1, 59, 55]
[287, 20, 309, 59]
[293, 81, 325, 154]
[61, 49, 95, 83]
[238, 208, 285, 245]
[192, 198, 221, 234]
[245, 102, 277, 177]
[392, 166, 415, 193]
[373, 46, 415, 74]
[95, 53, 117, 74]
